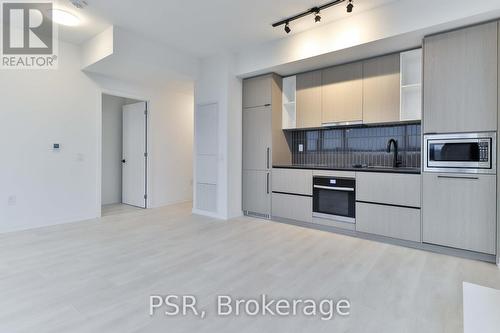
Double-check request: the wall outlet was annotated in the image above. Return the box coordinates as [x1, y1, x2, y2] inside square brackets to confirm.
[298, 144, 304, 152]
[7, 195, 16, 206]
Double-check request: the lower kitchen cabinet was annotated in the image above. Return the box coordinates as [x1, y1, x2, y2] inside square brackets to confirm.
[356, 172, 421, 208]
[272, 193, 312, 223]
[356, 202, 421, 242]
[243, 170, 271, 218]
[272, 168, 312, 195]
[422, 173, 496, 255]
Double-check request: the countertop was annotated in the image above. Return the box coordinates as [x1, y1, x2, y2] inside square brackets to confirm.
[273, 164, 421, 174]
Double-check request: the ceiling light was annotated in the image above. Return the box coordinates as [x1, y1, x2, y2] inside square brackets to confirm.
[284, 22, 291, 34]
[272, 1, 349, 34]
[347, 0, 354, 13]
[49, 9, 80, 26]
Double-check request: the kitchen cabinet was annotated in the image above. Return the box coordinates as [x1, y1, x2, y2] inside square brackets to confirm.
[272, 193, 312, 223]
[356, 202, 421, 242]
[423, 22, 498, 133]
[363, 53, 401, 124]
[243, 75, 272, 108]
[296, 70, 322, 128]
[272, 168, 312, 196]
[356, 172, 421, 208]
[243, 106, 272, 170]
[322, 62, 363, 125]
[422, 173, 496, 254]
[243, 170, 271, 217]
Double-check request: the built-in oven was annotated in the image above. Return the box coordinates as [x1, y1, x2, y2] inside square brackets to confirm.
[424, 132, 496, 174]
[313, 177, 356, 223]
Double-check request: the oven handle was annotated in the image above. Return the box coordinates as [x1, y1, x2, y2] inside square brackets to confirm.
[313, 185, 355, 192]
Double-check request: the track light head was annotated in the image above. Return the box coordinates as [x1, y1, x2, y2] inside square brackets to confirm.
[346, 0, 354, 13]
[284, 22, 291, 34]
[314, 10, 321, 23]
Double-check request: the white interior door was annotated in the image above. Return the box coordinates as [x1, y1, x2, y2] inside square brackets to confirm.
[122, 102, 147, 208]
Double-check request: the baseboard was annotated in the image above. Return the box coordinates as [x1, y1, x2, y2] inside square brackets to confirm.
[0, 213, 99, 234]
[192, 208, 227, 220]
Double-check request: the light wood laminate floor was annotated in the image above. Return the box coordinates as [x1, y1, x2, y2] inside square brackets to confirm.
[0, 202, 499, 333]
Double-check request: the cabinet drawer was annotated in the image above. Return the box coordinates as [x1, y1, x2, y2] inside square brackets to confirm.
[272, 169, 312, 195]
[356, 202, 421, 242]
[313, 170, 356, 179]
[356, 172, 421, 207]
[272, 193, 312, 223]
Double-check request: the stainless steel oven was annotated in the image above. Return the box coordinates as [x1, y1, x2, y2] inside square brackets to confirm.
[313, 177, 355, 223]
[424, 132, 496, 174]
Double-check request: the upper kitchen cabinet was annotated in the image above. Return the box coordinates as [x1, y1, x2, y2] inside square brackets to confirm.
[423, 22, 498, 133]
[363, 53, 401, 124]
[243, 75, 272, 108]
[296, 70, 322, 128]
[322, 61, 363, 125]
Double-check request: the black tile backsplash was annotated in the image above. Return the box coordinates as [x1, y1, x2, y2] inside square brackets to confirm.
[288, 123, 421, 168]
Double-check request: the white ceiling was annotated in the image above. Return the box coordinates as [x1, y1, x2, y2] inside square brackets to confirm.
[58, 0, 400, 57]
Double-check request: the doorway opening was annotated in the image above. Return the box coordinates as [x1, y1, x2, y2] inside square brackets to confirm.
[101, 93, 148, 216]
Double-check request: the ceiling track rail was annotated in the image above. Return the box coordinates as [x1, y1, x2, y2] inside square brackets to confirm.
[271, 0, 348, 28]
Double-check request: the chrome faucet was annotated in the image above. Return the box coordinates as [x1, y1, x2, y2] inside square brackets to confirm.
[387, 138, 402, 168]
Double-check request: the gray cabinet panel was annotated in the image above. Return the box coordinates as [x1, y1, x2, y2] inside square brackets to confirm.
[423, 22, 498, 133]
[272, 169, 312, 195]
[242, 106, 272, 170]
[243, 75, 272, 108]
[422, 173, 496, 254]
[356, 172, 421, 207]
[243, 170, 271, 216]
[356, 202, 421, 242]
[272, 193, 312, 223]
[322, 62, 363, 124]
[296, 70, 322, 129]
[363, 53, 401, 124]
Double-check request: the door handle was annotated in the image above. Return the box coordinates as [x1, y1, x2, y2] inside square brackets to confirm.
[266, 148, 270, 169]
[437, 175, 479, 180]
[266, 173, 270, 194]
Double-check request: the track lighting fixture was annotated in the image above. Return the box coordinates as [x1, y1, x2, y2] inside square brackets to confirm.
[272, 0, 353, 34]
[284, 22, 291, 34]
[347, 0, 354, 13]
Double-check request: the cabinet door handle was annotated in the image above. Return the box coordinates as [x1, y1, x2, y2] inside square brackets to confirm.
[266, 147, 270, 169]
[437, 175, 479, 180]
[266, 173, 270, 194]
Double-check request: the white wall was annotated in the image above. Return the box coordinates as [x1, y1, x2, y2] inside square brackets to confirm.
[0, 40, 195, 233]
[101, 94, 126, 205]
[0, 41, 101, 232]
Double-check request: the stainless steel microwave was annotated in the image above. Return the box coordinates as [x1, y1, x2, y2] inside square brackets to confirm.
[424, 132, 496, 174]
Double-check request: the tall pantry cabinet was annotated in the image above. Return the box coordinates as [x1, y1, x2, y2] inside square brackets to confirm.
[242, 74, 290, 218]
